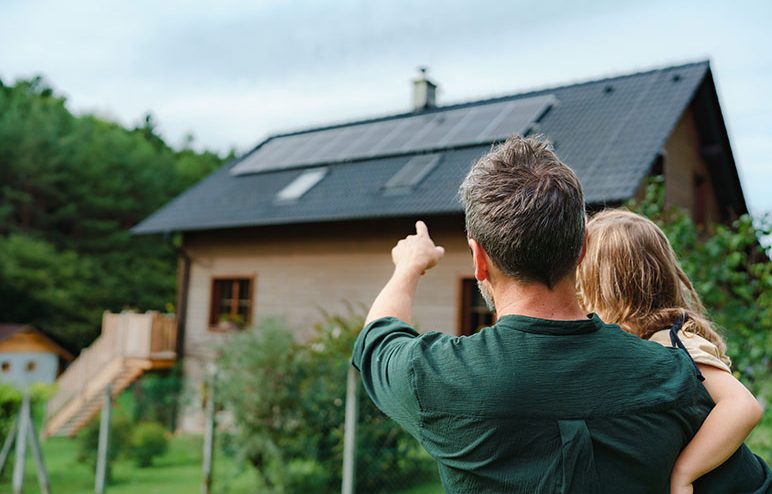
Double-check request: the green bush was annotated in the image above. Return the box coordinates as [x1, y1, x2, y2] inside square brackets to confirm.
[77, 413, 133, 480]
[0, 384, 22, 439]
[130, 366, 182, 431]
[0, 382, 56, 439]
[217, 314, 435, 493]
[128, 421, 169, 467]
[282, 458, 332, 493]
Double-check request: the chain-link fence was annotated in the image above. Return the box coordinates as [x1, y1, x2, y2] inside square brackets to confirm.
[342, 366, 440, 494]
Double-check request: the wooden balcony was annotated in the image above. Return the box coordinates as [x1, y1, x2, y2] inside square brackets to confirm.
[44, 311, 177, 437]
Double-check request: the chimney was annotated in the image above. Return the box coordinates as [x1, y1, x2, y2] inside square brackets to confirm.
[412, 66, 437, 111]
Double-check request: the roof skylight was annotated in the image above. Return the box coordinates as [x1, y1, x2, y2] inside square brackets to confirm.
[276, 167, 328, 202]
[383, 154, 441, 195]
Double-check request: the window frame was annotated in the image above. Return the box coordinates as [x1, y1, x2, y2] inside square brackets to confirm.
[208, 275, 255, 332]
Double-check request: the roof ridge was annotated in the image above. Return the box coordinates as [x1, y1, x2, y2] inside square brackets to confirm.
[266, 59, 710, 139]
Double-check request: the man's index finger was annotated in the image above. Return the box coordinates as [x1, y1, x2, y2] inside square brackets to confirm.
[415, 220, 429, 237]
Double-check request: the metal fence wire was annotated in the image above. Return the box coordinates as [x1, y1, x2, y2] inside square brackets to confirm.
[342, 366, 439, 494]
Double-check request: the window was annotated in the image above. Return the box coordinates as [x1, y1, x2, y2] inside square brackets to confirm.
[383, 154, 441, 195]
[26, 361, 37, 372]
[1, 361, 9, 373]
[276, 167, 328, 202]
[209, 277, 254, 331]
[458, 278, 495, 336]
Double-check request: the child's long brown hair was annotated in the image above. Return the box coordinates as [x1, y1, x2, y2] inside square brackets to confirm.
[577, 209, 730, 366]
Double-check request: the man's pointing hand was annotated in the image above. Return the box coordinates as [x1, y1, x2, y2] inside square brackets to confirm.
[391, 221, 445, 276]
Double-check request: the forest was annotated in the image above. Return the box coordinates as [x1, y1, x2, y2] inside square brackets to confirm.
[0, 76, 229, 351]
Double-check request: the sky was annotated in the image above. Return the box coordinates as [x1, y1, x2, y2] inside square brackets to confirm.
[1, 0, 770, 214]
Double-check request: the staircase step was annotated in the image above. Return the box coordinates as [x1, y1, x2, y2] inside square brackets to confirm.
[46, 360, 158, 437]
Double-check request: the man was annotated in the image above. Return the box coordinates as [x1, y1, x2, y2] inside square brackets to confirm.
[352, 136, 768, 493]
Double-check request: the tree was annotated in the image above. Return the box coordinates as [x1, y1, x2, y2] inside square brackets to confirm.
[0, 76, 224, 349]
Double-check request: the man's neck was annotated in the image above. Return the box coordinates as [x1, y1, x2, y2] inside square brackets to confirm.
[492, 275, 587, 321]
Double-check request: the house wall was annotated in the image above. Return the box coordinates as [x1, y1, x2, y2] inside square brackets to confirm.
[178, 216, 474, 431]
[633, 109, 722, 224]
[662, 109, 721, 224]
[0, 352, 59, 387]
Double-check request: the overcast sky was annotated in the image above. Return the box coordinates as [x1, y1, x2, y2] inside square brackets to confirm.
[1, 0, 770, 214]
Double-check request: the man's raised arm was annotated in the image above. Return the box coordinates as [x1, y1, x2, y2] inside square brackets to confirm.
[353, 221, 445, 438]
[365, 221, 445, 325]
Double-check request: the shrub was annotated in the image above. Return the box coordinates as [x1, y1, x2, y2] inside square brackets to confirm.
[217, 314, 435, 493]
[77, 412, 133, 480]
[128, 421, 169, 467]
[130, 366, 182, 430]
[0, 382, 56, 439]
[0, 384, 22, 439]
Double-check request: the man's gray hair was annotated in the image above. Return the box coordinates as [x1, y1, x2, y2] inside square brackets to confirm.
[459, 135, 586, 288]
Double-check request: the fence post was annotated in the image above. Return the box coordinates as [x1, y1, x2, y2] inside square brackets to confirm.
[12, 392, 30, 494]
[341, 363, 359, 494]
[0, 419, 16, 476]
[201, 368, 216, 494]
[25, 401, 51, 494]
[95, 385, 112, 494]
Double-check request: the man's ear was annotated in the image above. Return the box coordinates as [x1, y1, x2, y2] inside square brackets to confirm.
[468, 238, 489, 281]
[577, 233, 587, 266]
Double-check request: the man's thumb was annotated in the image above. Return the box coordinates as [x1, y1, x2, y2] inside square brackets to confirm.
[435, 246, 445, 257]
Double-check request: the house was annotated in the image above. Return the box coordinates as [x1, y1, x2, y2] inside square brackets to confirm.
[0, 324, 74, 388]
[133, 60, 748, 431]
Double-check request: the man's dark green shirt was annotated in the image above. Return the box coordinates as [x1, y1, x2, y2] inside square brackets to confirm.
[352, 314, 770, 493]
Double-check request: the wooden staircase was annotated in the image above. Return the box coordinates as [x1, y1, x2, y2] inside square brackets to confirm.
[44, 311, 177, 437]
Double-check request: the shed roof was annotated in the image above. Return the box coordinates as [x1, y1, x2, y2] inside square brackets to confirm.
[0, 324, 75, 361]
[133, 60, 743, 234]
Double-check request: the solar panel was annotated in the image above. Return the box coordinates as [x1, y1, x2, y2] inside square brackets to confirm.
[478, 96, 555, 141]
[309, 127, 352, 162]
[403, 110, 467, 151]
[333, 118, 401, 159]
[383, 154, 441, 195]
[231, 94, 556, 176]
[371, 116, 430, 156]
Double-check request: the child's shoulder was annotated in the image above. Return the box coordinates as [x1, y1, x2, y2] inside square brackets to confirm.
[648, 329, 731, 373]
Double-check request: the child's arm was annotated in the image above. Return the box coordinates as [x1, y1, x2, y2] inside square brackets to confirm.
[670, 364, 763, 494]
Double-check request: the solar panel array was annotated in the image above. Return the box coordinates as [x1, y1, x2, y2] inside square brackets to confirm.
[231, 94, 556, 176]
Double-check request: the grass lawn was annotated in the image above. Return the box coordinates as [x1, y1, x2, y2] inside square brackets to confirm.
[0, 433, 442, 494]
[2, 411, 768, 494]
[0, 434, 258, 494]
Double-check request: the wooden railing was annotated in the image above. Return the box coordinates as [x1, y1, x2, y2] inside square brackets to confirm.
[46, 311, 176, 423]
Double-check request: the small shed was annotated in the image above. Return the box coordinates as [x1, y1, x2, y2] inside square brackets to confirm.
[0, 324, 74, 388]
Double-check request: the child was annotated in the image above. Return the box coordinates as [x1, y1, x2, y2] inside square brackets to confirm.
[576, 209, 767, 494]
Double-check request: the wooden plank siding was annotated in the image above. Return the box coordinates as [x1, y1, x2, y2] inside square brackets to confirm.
[664, 109, 722, 224]
[631, 108, 722, 224]
[177, 216, 475, 431]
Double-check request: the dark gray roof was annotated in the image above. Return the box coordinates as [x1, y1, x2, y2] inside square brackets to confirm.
[134, 61, 714, 234]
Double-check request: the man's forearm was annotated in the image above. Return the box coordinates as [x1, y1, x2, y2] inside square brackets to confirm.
[365, 267, 423, 325]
